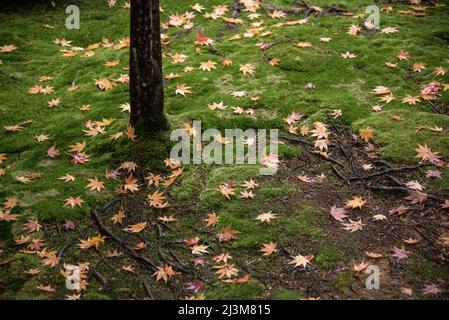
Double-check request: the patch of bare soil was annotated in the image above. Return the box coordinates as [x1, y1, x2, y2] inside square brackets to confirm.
[275, 117, 449, 298]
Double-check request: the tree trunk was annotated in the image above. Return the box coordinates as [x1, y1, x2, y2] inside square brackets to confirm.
[130, 0, 168, 132]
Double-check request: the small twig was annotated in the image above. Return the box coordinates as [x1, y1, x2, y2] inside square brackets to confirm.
[95, 248, 115, 270]
[92, 270, 108, 288]
[55, 220, 62, 236]
[385, 174, 404, 186]
[57, 242, 73, 259]
[331, 165, 350, 187]
[320, 154, 345, 167]
[142, 276, 155, 299]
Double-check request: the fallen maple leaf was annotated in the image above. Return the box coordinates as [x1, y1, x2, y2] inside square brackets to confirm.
[111, 210, 126, 225]
[64, 196, 84, 208]
[36, 284, 55, 293]
[204, 212, 219, 227]
[405, 190, 428, 204]
[218, 183, 235, 199]
[240, 190, 255, 199]
[218, 225, 239, 243]
[47, 145, 60, 158]
[59, 174, 75, 182]
[86, 177, 105, 192]
[260, 242, 277, 256]
[41, 251, 60, 267]
[342, 219, 365, 232]
[2, 197, 18, 209]
[148, 190, 169, 208]
[153, 265, 179, 282]
[239, 64, 255, 75]
[63, 219, 76, 230]
[124, 222, 147, 233]
[23, 219, 42, 233]
[345, 196, 367, 209]
[289, 254, 313, 269]
[415, 144, 441, 164]
[396, 50, 410, 61]
[0, 44, 17, 53]
[191, 244, 209, 255]
[329, 206, 348, 222]
[214, 264, 239, 279]
[353, 261, 369, 272]
[365, 251, 383, 259]
[78, 234, 106, 250]
[124, 124, 137, 141]
[123, 175, 139, 193]
[199, 60, 217, 72]
[422, 284, 441, 295]
[213, 252, 232, 264]
[256, 211, 278, 223]
[175, 84, 191, 96]
[392, 246, 408, 260]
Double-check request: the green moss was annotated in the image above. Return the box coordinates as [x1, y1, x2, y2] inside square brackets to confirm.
[114, 130, 173, 172]
[0, 253, 41, 296]
[213, 201, 324, 249]
[353, 109, 449, 163]
[286, 203, 325, 239]
[404, 259, 449, 281]
[315, 245, 345, 270]
[257, 186, 297, 198]
[0, 221, 13, 242]
[278, 144, 301, 158]
[271, 288, 303, 300]
[206, 280, 265, 300]
[83, 292, 112, 300]
[332, 271, 355, 291]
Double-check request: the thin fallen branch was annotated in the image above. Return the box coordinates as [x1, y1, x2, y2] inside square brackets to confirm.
[171, 24, 203, 40]
[281, 135, 344, 166]
[264, 0, 348, 18]
[92, 270, 108, 288]
[348, 164, 426, 181]
[320, 154, 345, 167]
[141, 276, 155, 299]
[280, 134, 313, 146]
[57, 242, 73, 259]
[331, 165, 349, 186]
[369, 185, 444, 202]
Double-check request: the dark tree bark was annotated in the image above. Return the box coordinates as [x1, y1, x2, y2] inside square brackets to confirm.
[130, 0, 168, 132]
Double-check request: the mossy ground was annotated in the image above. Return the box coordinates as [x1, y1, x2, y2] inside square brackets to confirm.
[0, 0, 449, 300]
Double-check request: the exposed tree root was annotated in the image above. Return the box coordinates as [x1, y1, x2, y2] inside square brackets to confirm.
[91, 209, 158, 271]
[264, 0, 349, 18]
[369, 185, 444, 202]
[348, 164, 426, 181]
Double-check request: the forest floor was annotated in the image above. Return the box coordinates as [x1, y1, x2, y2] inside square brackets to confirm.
[0, 0, 449, 300]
